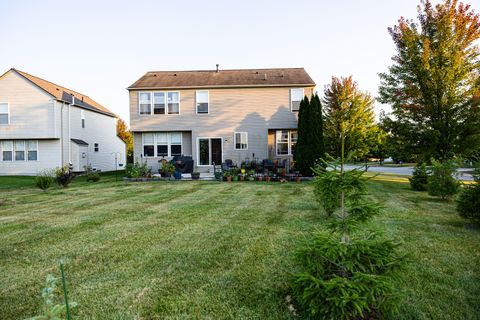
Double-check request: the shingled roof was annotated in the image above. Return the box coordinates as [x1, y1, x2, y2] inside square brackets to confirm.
[4, 68, 115, 117]
[128, 68, 315, 90]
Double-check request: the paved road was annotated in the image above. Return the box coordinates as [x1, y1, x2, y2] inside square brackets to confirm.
[344, 165, 474, 181]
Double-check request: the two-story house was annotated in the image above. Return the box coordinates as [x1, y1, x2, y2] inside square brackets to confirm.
[128, 67, 315, 173]
[0, 68, 126, 175]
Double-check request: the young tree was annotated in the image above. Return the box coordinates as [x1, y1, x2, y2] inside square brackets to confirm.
[294, 94, 325, 176]
[378, 0, 480, 161]
[117, 118, 133, 163]
[323, 76, 379, 160]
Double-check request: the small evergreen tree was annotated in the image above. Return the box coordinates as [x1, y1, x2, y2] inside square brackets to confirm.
[427, 160, 460, 200]
[294, 94, 325, 176]
[456, 167, 480, 224]
[409, 163, 430, 191]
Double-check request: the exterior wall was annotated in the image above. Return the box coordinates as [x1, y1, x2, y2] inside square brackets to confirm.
[0, 139, 61, 175]
[0, 71, 58, 139]
[69, 106, 126, 172]
[133, 131, 192, 173]
[130, 86, 314, 171]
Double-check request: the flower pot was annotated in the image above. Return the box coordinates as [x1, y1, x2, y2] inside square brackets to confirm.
[226, 176, 232, 182]
[232, 175, 239, 182]
[191, 172, 200, 180]
[266, 176, 271, 182]
[239, 175, 245, 181]
[257, 176, 263, 182]
[174, 171, 182, 180]
[296, 176, 301, 183]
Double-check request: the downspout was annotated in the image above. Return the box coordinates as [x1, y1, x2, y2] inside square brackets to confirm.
[69, 97, 73, 165]
[60, 101, 64, 164]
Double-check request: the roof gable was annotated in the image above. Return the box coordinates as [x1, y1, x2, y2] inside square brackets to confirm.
[3, 68, 115, 117]
[128, 68, 315, 90]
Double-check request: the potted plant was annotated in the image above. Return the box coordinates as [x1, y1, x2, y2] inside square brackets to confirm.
[247, 170, 255, 181]
[174, 170, 182, 180]
[295, 173, 302, 183]
[161, 162, 175, 178]
[223, 170, 233, 182]
[257, 174, 264, 182]
[191, 171, 200, 180]
[232, 175, 239, 182]
[239, 168, 246, 181]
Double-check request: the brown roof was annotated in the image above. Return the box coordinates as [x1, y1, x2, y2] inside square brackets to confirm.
[128, 67, 315, 90]
[6, 68, 115, 117]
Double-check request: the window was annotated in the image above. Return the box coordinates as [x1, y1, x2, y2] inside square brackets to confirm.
[153, 92, 166, 114]
[81, 110, 85, 128]
[2, 140, 12, 161]
[15, 140, 25, 161]
[170, 132, 182, 156]
[144, 132, 182, 157]
[143, 133, 155, 157]
[167, 92, 180, 114]
[0, 103, 9, 125]
[290, 88, 304, 112]
[196, 91, 209, 114]
[27, 140, 38, 160]
[276, 130, 297, 155]
[156, 133, 168, 156]
[139, 92, 152, 115]
[94, 143, 99, 152]
[234, 132, 248, 150]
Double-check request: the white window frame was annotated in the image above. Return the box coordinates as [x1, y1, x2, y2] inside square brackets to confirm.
[14, 140, 26, 161]
[1, 140, 13, 161]
[234, 132, 248, 150]
[138, 91, 181, 115]
[138, 92, 152, 115]
[81, 110, 86, 128]
[275, 130, 297, 156]
[143, 132, 183, 158]
[196, 137, 223, 167]
[195, 90, 209, 115]
[290, 88, 304, 112]
[0, 102, 9, 125]
[167, 91, 181, 115]
[27, 140, 38, 161]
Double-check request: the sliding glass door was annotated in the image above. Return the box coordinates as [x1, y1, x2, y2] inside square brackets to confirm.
[198, 138, 223, 166]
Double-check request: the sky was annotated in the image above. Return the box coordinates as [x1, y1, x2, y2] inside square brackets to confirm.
[0, 0, 441, 123]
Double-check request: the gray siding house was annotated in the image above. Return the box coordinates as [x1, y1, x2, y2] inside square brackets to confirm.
[128, 67, 315, 172]
[0, 68, 126, 175]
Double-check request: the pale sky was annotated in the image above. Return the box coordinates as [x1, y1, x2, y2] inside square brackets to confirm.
[0, 0, 442, 123]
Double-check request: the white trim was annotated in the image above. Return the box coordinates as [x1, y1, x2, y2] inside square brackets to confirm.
[275, 130, 297, 156]
[0, 102, 10, 125]
[233, 131, 248, 150]
[196, 137, 224, 167]
[195, 90, 209, 115]
[142, 132, 183, 158]
[153, 91, 166, 115]
[138, 91, 181, 116]
[290, 88, 304, 112]
[1, 140, 13, 161]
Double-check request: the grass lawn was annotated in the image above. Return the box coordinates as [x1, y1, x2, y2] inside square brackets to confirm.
[0, 173, 479, 319]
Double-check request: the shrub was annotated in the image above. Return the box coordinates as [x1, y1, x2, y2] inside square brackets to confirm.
[84, 165, 101, 182]
[291, 232, 404, 319]
[161, 162, 176, 175]
[427, 160, 460, 200]
[55, 165, 75, 188]
[409, 163, 429, 191]
[456, 168, 480, 224]
[35, 170, 55, 191]
[125, 161, 150, 178]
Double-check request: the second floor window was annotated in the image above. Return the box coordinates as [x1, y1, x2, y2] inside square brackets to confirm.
[154, 92, 165, 114]
[94, 143, 99, 152]
[196, 91, 209, 114]
[167, 92, 180, 114]
[290, 88, 304, 112]
[0, 103, 9, 125]
[139, 92, 152, 115]
[81, 110, 85, 128]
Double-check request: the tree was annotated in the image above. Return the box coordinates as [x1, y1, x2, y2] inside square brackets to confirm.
[378, 0, 480, 161]
[323, 76, 379, 160]
[117, 118, 133, 163]
[294, 94, 325, 176]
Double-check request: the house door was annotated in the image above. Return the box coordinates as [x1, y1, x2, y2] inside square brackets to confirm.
[198, 138, 223, 165]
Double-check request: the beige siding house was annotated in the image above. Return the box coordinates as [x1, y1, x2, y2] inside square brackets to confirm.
[0, 68, 126, 175]
[128, 67, 315, 173]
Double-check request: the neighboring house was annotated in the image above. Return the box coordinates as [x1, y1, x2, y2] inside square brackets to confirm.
[128, 67, 315, 172]
[0, 68, 126, 175]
